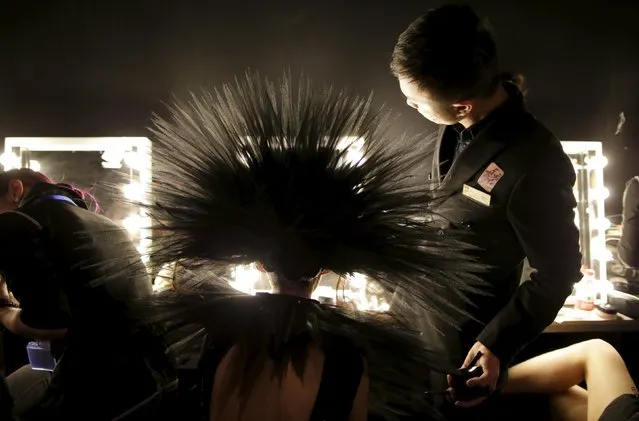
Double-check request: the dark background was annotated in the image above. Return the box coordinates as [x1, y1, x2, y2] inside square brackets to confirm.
[1, 0, 637, 214]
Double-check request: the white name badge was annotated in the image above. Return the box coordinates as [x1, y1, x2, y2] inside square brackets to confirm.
[462, 184, 491, 207]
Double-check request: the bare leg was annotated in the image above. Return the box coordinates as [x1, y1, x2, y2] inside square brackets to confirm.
[504, 339, 636, 421]
[548, 387, 588, 421]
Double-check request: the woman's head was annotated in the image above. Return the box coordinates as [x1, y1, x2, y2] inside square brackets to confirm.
[0, 168, 99, 213]
[0, 168, 53, 212]
[148, 73, 486, 314]
[257, 262, 326, 298]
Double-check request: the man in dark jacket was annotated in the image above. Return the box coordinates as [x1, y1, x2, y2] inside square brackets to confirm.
[619, 176, 639, 269]
[390, 4, 582, 417]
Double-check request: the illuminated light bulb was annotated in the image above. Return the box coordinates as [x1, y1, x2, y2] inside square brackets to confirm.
[0, 153, 20, 170]
[122, 214, 145, 233]
[312, 286, 337, 300]
[598, 280, 614, 304]
[337, 137, 366, 167]
[345, 149, 365, 166]
[378, 302, 390, 312]
[101, 150, 123, 169]
[230, 264, 260, 294]
[601, 249, 614, 262]
[29, 160, 41, 172]
[139, 238, 152, 250]
[591, 243, 614, 262]
[122, 183, 144, 201]
[593, 218, 611, 231]
[587, 155, 608, 169]
[348, 273, 367, 289]
[589, 188, 610, 201]
[124, 152, 142, 170]
[355, 298, 371, 311]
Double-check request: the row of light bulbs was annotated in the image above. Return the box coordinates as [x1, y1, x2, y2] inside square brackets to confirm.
[230, 264, 390, 312]
[0, 152, 41, 172]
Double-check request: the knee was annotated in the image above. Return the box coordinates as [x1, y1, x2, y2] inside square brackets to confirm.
[581, 339, 620, 360]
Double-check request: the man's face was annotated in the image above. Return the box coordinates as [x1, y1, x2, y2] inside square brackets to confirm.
[0, 194, 17, 213]
[398, 78, 467, 125]
[0, 180, 23, 213]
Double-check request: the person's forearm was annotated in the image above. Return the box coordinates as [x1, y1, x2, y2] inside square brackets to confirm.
[477, 271, 574, 362]
[503, 342, 587, 394]
[0, 308, 67, 340]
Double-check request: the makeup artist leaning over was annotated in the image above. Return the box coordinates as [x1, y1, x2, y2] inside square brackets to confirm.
[0, 168, 172, 420]
[390, 4, 582, 418]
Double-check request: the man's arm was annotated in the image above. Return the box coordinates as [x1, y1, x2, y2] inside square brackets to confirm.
[0, 269, 70, 340]
[0, 307, 67, 340]
[619, 177, 639, 269]
[476, 153, 582, 363]
[0, 213, 71, 340]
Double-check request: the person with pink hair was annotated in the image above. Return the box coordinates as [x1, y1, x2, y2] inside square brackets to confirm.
[0, 168, 173, 420]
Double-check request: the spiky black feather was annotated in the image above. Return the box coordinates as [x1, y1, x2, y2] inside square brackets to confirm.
[135, 72, 489, 419]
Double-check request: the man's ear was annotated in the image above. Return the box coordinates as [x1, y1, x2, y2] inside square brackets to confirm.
[452, 101, 473, 119]
[9, 180, 24, 203]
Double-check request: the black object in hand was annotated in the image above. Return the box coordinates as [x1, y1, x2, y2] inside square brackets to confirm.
[449, 353, 491, 402]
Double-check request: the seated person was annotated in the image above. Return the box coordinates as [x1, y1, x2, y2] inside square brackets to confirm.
[0, 169, 174, 420]
[619, 176, 639, 269]
[135, 73, 487, 421]
[504, 339, 638, 421]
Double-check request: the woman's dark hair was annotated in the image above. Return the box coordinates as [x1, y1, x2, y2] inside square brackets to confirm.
[0, 168, 100, 212]
[391, 4, 506, 102]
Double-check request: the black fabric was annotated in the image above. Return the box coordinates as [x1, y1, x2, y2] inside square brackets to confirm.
[198, 334, 364, 421]
[309, 336, 364, 421]
[0, 184, 173, 420]
[448, 102, 505, 164]
[600, 394, 639, 421]
[421, 82, 582, 378]
[620, 177, 639, 269]
[0, 371, 14, 421]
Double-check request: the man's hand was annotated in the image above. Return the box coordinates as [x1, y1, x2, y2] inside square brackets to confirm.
[0, 275, 10, 301]
[452, 341, 500, 407]
[0, 275, 18, 306]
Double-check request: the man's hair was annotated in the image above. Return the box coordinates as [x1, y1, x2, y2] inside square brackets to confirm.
[0, 168, 100, 212]
[391, 4, 501, 102]
[0, 168, 53, 194]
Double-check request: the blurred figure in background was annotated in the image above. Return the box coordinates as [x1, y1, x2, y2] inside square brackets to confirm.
[619, 176, 639, 269]
[0, 168, 173, 420]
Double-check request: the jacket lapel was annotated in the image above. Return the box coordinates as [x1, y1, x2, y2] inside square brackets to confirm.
[430, 125, 446, 183]
[439, 119, 512, 195]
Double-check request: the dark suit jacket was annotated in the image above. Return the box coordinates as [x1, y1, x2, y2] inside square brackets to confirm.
[421, 86, 582, 368]
[619, 176, 639, 268]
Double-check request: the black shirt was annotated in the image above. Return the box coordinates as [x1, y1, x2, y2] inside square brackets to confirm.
[5, 183, 153, 333]
[439, 91, 514, 178]
[0, 184, 165, 419]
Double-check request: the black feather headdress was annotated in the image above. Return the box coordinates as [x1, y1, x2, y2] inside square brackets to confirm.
[139, 73, 488, 419]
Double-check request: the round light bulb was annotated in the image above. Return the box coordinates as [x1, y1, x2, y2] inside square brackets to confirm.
[29, 160, 41, 172]
[122, 183, 144, 201]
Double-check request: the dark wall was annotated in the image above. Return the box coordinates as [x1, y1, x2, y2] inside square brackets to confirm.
[1, 0, 637, 213]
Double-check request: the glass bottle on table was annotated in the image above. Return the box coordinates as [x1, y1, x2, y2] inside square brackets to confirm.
[575, 268, 596, 311]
